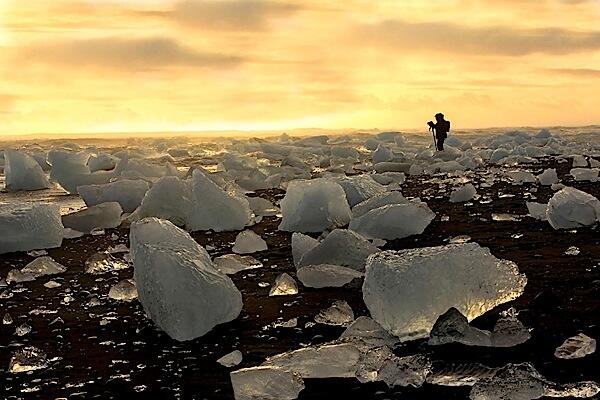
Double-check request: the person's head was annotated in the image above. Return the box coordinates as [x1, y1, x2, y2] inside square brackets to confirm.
[435, 113, 444, 122]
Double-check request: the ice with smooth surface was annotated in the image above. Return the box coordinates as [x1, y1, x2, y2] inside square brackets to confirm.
[262, 341, 363, 378]
[469, 363, 600, 400]
[351, 191, 407, 218]
[314, 300, 354, 326]
[62, 202, 123, 233]
[506, 171, 536, 184]
[217, 350, 243, 367]
[278, 178, 352, 233]
[213, 254, 262, 275]
[335, 175, 387, 207]
[134, 170, 252, 232]
[0, 204, 63, 255]
[291, 233, 319, 266]
[340, 316, 398, 348]
[554, 333, 596, 359]
[297, 264, 363, 288]
[570, 168, 599, 182]
[363, 243, 527, 340]
[230, 366, 304, 400]
[546, 187, 600, 229]
[130, 218, 243, 341]
[537, 168, 559, 185]
[4, 149, 51, 191]
[526, 202, 548, 221]
[48, 149, 115, 193]
[108, 279, 138, 302]
[78, 179, 150, 213]
[349, 202, 435, 240]
[298, 229, 379, 272]
[232, 230, 268, 254]
[269, 273, 299, 296]
[450, 184, 477, 203]
[6, 256, 66, 284]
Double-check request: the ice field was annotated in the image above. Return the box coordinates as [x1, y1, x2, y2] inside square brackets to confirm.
[0, 127, 599, 399]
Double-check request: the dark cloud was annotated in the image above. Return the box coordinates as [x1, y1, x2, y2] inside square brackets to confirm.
[355, 20, 600, 55]
[18, 37, 243, 69]
[139, 0, 302, 31]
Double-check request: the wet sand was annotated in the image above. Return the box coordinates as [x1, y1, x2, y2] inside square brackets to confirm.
[1, 157, 598, 399]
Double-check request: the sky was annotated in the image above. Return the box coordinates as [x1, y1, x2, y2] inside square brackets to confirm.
[0, 0, 600, 136]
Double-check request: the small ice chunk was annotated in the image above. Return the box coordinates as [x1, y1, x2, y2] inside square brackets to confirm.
[269, 273, 298, 296]
[3, 313, 13, 324]
[427, 362, 498, 387]
[278, 178, 352, 233]
[7, 256, 66, 283]
[429, 307, 530, 348]
[262, 341, 363, 378]
[340, 316, 398, 347]
[6, 269, 35, 284]
[4, 149, 51, 191]
[217, 350, 243, 367]
[335, 175, 387, 207]
[85, 252, 129, 274]
[232, 230, 268, 254]
[570, 168, 599, 182]
[470, 363, 600, 400]
[429, 308, 492, 346]
[572, 155, 588, 167]
[291, 233, 319, 266]
[108, 279, 138, 302]
[352, 192, 408, 218]
[214, 254, 262, 275]
[247, 197, 280, 217]
[546, 187, 600, 229]
[363, 243, 527, 340]
[22, 256, 66, 277]
[8, 346, 48, 373]
[526, 202, 548, 221]
[0, 204, 63, 255]
[130, 218, 243, 341]
[506, 171, 536, 184]
[349, 202, 435, 240]
[44, 280, 61, 289]
[273, 318, 298, 329]
[297, 264, 363, 288]
[15, 323, 31, 336]
[564, 246, 580, 256]
[537, 168, 559, 186]
[298, 229, 379, 272]
[450, 184, 477, 203]
[63, 228, 84, 239]
[78, 179, 150, 213]
[230, 366, 304, 400]
[314, 300, 354, 326]
[62, 202, 123, 233]
[356, 347, 431, 388]
[554, 333, 596, 359]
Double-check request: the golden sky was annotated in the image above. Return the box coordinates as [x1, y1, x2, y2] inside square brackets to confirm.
[1, 0, 600, 135]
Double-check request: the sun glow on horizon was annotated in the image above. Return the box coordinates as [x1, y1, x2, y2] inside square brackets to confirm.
[0, 0, 599, 136]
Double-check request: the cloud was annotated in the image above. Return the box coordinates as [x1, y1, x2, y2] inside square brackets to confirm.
[548, 68, 600, 77]
[355, 20, 600, 55]
[140, 0, 303, 31]
[18, 37, 243, 70]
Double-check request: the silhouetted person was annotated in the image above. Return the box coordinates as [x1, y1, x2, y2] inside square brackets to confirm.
[428, 113, 451, 151]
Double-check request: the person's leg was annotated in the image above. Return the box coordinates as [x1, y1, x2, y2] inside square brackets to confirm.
[438, 137, 445, 151]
